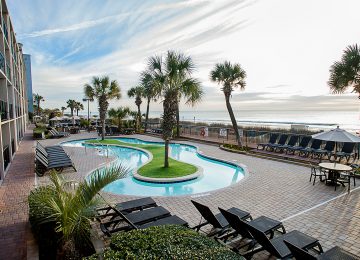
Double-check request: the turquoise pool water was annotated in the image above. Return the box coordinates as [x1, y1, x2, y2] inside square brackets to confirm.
[62, 138, 245, 196]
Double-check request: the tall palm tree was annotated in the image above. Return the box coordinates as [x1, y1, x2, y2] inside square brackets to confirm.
[84, 76, 121, 140]
[328, 44, 360, 98]
[66, 99, 77, 116]
[127, 86, 145, 132]
[148, 51, 203, 168]
[75, 102, 84, 116]
[61, 106, 67, 116]
[140, 71, 157, 132]
[29, 165, 128, 258]
[33, 93, 44, 116]
[108, 106, 130, 131]
[210, 61, 246, 147]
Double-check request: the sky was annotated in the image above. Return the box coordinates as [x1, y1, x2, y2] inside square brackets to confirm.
[7, 0, 360, 115]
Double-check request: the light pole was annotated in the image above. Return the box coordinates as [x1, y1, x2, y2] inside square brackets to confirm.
[82, 97, 93, 132]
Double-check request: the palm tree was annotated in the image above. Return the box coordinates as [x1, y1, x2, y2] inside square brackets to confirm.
[61, 106, 67, 116]
[328, 44, 360, 98]
[84, 76, 121, 140]
[29, 165, 128, 258]
[33, 93, 44, 116]
[127, 86, 145, 132]
[108, 107, 130, 131]
[140, 71, 157, 132]
[210, 61, 246, 147]
[75, 102, 84, 116]
[147, 51, 203, 168]
[66, 99, 77, 116]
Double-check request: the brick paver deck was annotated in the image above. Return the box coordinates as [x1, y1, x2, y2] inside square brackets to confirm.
[0, 128, 35, 260]
[12, 132, 360, 259]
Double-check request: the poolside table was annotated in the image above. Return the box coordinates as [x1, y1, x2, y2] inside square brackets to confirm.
[318, 162, 352, 186]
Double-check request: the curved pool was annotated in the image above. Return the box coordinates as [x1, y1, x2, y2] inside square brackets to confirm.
[62, 138, 245, 196]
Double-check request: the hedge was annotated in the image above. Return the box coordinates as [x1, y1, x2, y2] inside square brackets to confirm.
[86, 225, 243, 260]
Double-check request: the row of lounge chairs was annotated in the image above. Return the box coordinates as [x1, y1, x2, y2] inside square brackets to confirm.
[97, 126, 135, 136]
[257, 134, 356, 162]
[95, 197, 357, 259]
[35, 142, 76, 177]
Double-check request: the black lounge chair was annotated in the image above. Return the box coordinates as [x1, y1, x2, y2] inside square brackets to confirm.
[275, 135, 299, 153]
[100, 206, 187, 237]
[35, 151, 76, 176]
[257, 133, 279, 150]
[242, 220, 323, 259]
[191, 200, 252, 236]
[218, 208, 286, 250]
[299, 139, 322, 157]
[267, 134, 288, 151]
[334, 142, 356, 163]
[36, 143, 69, 160]
[286, 136, 312, 155]
[52, 128, 70, 137]
[284, 240, 358, 260]
[49, 129, 68, 138]
[96, 197, 157, 221]
[312, 141, 335, 160]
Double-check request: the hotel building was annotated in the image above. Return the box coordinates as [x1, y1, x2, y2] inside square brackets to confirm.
[0, 0, 28, 184]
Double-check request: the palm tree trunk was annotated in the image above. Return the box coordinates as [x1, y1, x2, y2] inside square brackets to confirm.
[76, 110, 79, 116]
[37, 100, 40, 116]
[117, 116, 121, 131]
[137, 105, 141, 133]
[176, 103, 180, 138]
[164, 138, 169, 168]
[225, 93, 242, 147]
[145, 97, 150, 132]
[71, 109, 74, 117]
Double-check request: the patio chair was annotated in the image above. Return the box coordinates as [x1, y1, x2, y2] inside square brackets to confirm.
[334, 142, 356, 163]
[337, 171, 356, 193]
[274, 135, 299, 153]
[299, 139, 322, 157]
[100, 206, 187, 237]
[257, 133, 279, 150]
[312, 141, 335, 160]
[286, 136, 312, 155]
[267, 134, 288, 151]
[309, 163, 327, 185]
[217, 208, 286, 250]
[284, 240, 358, 260]
[243, 221, 323, 259]
[95, 197, 158, 221]
[191, 200, 252, 237]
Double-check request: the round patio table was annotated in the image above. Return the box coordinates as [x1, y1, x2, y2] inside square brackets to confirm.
[318, 162, 352, 186]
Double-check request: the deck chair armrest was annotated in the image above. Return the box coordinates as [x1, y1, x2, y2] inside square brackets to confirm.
[191, 221, 209, 231]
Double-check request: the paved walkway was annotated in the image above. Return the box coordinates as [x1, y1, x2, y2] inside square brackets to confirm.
[35, 133, 360, 258]
[0, 128, 35, 260]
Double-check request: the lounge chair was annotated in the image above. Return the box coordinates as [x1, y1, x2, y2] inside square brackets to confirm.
[36, 142, 69, 160]
[299, 139, 322, 157]
[284, 240, 358, 260]
[49, 129, 69, 138]
[286, 136, 312, 155]
[243, 221, 323, 259]
[312, 141, 335, 160]
[95, 197, 158, 221]
[191, 200, 252, 236]
[267, 134, 288, 151]
[334, 142, 356, 163]
[35, 151, 76, 176]
[275, 135, 299, 153]
[218, 208, 286, 250]
[100, 206, 187, 237]
[257, 133, 279, 150]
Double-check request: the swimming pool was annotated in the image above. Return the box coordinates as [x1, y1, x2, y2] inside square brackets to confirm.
[62, 138, 245, 196]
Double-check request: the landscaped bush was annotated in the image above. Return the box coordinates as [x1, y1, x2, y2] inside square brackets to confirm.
[223, 143, 250, 152]
[33, 123, 48, 139]
[86, 225, 243, 260]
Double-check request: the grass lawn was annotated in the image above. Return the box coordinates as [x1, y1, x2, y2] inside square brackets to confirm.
[86, 139, 197, 178]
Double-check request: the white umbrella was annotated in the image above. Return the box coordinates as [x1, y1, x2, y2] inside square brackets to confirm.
[312, 126, 360, 143]
[70, 115, 80, 120]
[61, 115, 70, 120]
[49, 116, 61, 121]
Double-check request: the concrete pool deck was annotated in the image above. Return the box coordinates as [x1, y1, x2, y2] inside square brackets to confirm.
[3, 131, 359, 259]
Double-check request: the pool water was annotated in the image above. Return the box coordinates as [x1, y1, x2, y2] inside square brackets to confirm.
[62, 138, 245, 196]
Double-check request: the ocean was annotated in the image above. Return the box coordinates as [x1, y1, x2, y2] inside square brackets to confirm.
[148, 110, 360, 132]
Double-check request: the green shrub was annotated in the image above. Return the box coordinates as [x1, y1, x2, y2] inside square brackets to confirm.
[87, 225, 243, 260]
[223, 143, 250, 152]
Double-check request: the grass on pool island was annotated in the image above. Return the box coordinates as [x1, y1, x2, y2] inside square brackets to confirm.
[86, 139, 197, 178]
